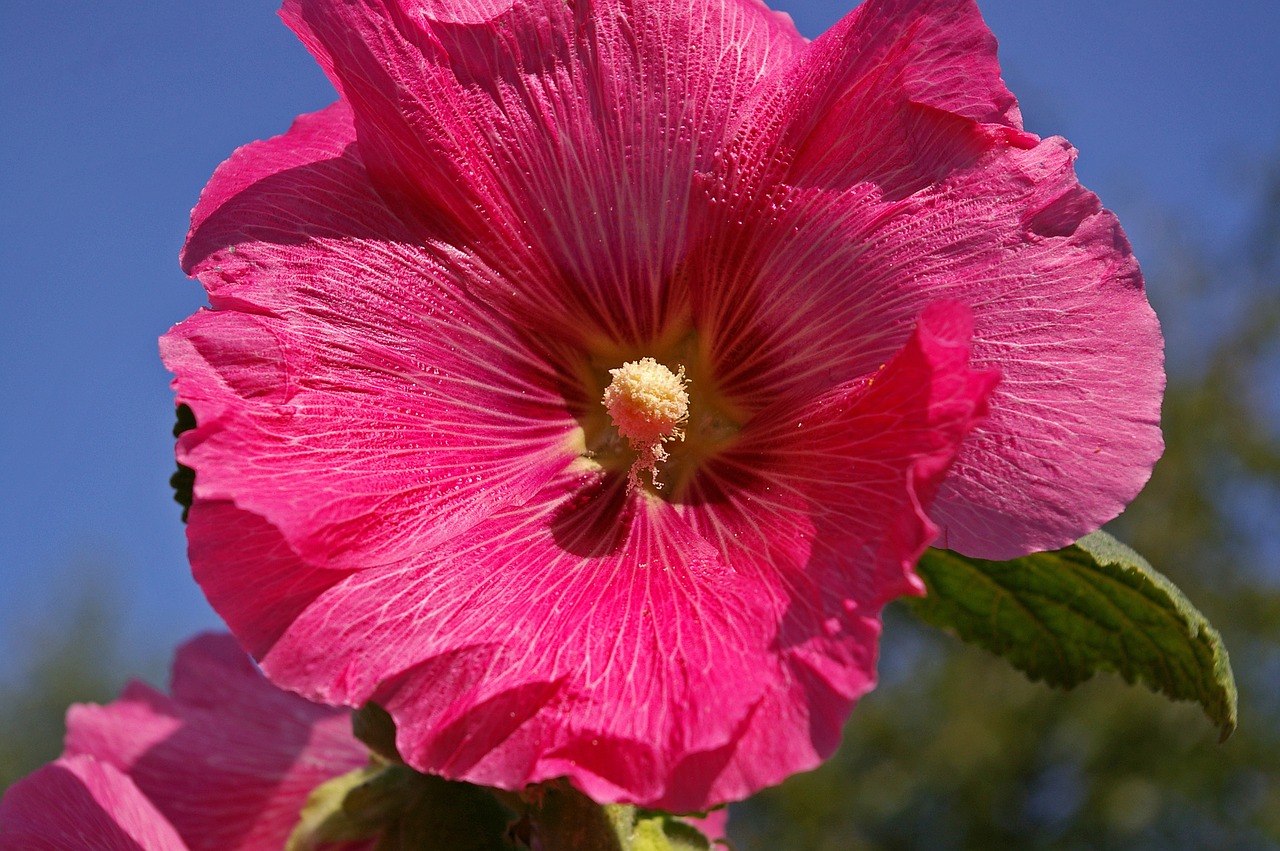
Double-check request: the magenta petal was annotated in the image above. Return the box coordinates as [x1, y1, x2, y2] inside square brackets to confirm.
[62, 634, 367, 851]
[257, 472, 790, 810]
[812, 139, 1162, 559]
[920, 146, 1163, 557]
[725, 0, 1028, 198]
[704, 142, 1160, 558]
[186, 501, 354, 658]
[280, 0, 804, 342]
[703, 0, 1162, 558]
[725, 300, 999, 603]
[167, 102, 578, 569]
[793, 0, 1030, 193]
[0, 756, 188, 851]
[253, 304, 991, 810]
[662, 303, 995, 799]
[683, 808, 729, 844]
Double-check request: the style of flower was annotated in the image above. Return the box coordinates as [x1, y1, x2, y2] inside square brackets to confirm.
[162, 0, 1163, 811]
[0, 634, 369, 851]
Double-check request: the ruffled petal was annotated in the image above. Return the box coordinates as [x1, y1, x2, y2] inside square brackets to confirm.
[0, 756, 189, 851]
[169, 102, 578, 569]
[735, 141, 1161, 559]
[721, 0, 1026, 196]
[693, 0, 1162, 558]
[664, 303, 995, 799]
[166, 0, 1165, 815]
[255, 470, 780, 810]
[62, 635, 367, 851]
[281, 0, 804, 343]
[682, 301, 997, 600]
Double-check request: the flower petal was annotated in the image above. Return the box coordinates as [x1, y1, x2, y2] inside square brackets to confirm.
[239, 468, 793, 810]
[723, 0, 1028, 197]
[183, 472, 763, 810]
[186, 502, 354, 658]
[62, 635, 367, 851]
[166, 0, 1166, 816]
[281, 0, 804, 343]
[755, 141, 1161, 559]
[695, 0, 1162, 558]
[684, 300, 998, 599]
[0, 756, 189, 851]
[664, 302, 995, 798]
[682, 808, 729, 844]
[169, 102, 578, 569]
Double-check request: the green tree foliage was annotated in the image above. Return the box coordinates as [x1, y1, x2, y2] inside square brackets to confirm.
[732, 163, 1280, 848]
[0, 577, 128, 792]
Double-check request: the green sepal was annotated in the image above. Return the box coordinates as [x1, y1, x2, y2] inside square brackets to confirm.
[170, 403, 196, 522]
[353, 701, 402, 764]
[632, 812, 713, 851]
[285, 763, 386, 850]
[371, 769, 520, 851]
[512, 785, 631, 851]
[908, 530, 1237, 740]
[285, 759, 519, 851]
[508, 786, 715, 851]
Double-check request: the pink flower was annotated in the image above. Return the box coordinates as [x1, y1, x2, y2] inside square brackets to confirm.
[0, 634, 369, 851]
[163, 0, 1161, 811]
[0, 756, 189, 851]
[684, 808, 730, 845]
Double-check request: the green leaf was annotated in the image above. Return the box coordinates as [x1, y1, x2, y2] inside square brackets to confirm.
[908, 530, 1237, 740]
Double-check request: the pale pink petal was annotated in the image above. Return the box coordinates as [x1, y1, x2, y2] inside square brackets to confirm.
[63, 635, 367, 851]
[168, 102, 578, 570]
[280, 0, 805, 343]
[0, 756, 188, 851]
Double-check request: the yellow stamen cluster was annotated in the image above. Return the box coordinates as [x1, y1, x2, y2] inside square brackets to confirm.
[602, 357, 689, 489]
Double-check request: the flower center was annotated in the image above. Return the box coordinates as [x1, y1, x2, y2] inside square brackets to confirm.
[602, 357, 689, 489]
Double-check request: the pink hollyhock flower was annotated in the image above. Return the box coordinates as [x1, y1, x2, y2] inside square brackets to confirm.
[0, 756, 189, 851]
[0, 633, 370, 851]
[684, 808, 730, 845]
[163, 0, 1162, 811]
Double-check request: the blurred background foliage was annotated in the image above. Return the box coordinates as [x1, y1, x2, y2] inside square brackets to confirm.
[1, 163, 1277, 849]
[0, 571, 131, 792]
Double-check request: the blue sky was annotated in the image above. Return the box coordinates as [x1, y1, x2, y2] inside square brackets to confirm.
[1, 0, 1277, 675]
